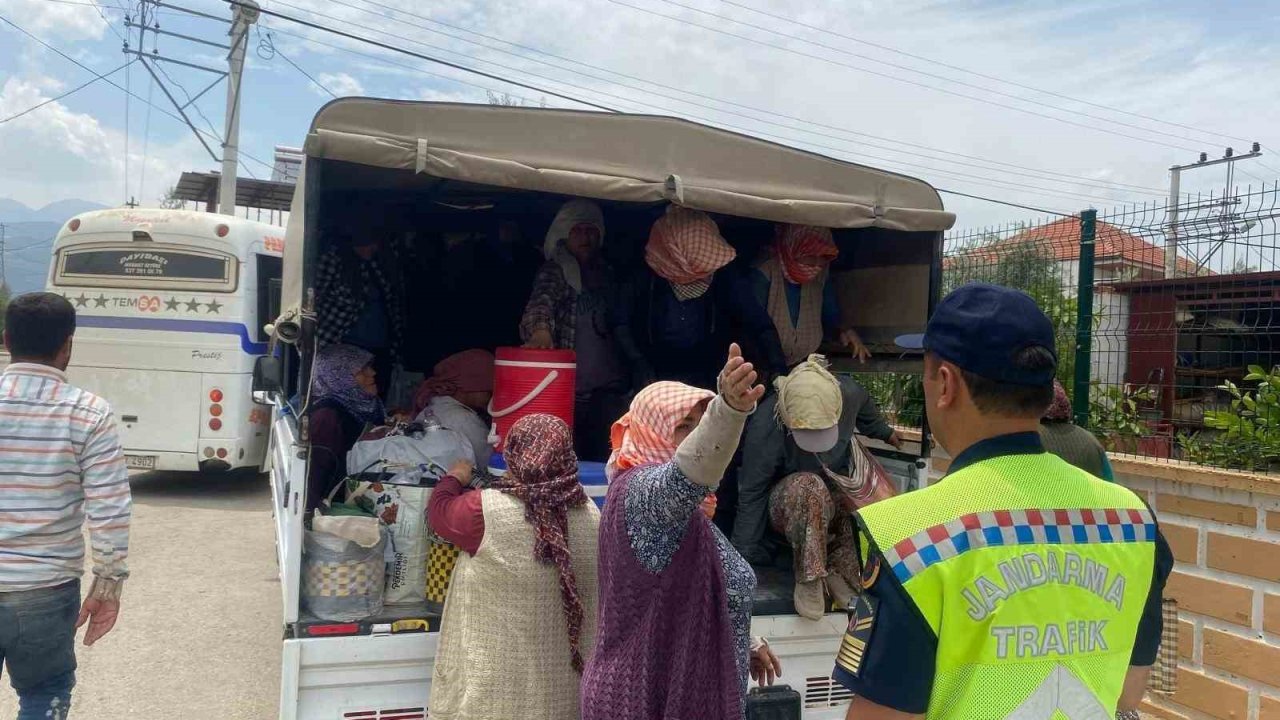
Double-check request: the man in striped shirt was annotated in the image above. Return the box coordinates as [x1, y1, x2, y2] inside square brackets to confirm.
[0, 292, 131, 720]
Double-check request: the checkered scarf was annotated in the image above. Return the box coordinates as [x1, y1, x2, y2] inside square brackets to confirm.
[774, 224, 838, 285]
[607, 381, 715, 480]
[644, 206, 736, 300]
[496, 414, 590, 673]
[314, 246, 404, 360]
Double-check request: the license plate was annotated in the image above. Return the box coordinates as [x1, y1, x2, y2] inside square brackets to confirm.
[125, 455, 157, 470]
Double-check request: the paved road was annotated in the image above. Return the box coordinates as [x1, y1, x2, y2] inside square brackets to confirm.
[0, 472, 281, 719]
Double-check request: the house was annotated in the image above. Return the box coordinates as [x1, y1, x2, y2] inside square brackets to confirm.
[945, 217, 1208, 390]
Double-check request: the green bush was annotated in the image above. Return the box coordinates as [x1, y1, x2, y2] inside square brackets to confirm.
[1182, 365, 1280, 471]
[1088, 384, 1153, 451]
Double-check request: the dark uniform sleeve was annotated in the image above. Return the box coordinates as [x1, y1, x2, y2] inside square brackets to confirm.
[832, 531, 938, 714]
[1130, 525, 1174, 666]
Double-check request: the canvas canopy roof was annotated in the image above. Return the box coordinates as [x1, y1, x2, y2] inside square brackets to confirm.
[278, 99, 954, 326]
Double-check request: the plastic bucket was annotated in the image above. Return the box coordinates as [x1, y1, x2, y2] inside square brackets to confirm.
[488, 347, 576, 451]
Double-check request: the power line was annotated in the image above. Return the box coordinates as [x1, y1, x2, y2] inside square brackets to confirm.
[604, 0, 1203, 153]
[717, 0, 1250, 147]
[935, 189, 1074, 218]
[259, 0, 1153, 203]
[220, 0, 619, 112]
[0, 59, 134, 124]
[0, 14, 275, 176]
[258, 28, 335, 98]
[211, 1, 1143, 208]
[319, 0, 1167, 196]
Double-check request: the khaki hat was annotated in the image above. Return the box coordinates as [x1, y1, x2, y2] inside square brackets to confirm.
[775, 355, 843, 453]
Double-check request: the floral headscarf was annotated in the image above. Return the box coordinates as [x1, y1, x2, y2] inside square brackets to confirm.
[311, 344, 385, 424]
[413, 349, 495, 415]
[1043, 379, 1073, 423]
[773, 224, 838, 285]
[644, 206, 737, 300]
[606, 381, 715, 480]
[497, 414, 590, 673]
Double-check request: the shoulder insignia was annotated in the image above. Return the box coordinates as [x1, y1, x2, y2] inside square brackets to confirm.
[836, 592, 878, 677]
[861, 553, 881, 590]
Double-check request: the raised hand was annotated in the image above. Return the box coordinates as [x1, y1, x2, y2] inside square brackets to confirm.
[719, 343, 766, 413]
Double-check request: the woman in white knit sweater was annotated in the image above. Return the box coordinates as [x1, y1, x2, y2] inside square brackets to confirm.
[426, 413, 600, 720]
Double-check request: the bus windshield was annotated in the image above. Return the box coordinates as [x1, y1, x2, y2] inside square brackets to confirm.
[54, 243, 238, 292]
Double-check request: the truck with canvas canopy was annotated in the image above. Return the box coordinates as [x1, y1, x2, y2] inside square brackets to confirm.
[257, 99, 954, 719]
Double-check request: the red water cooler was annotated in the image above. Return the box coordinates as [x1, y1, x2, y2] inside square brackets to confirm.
[488, 347, 576, 451]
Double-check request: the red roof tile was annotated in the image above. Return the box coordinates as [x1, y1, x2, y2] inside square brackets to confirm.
[949, 217, 1206, 276]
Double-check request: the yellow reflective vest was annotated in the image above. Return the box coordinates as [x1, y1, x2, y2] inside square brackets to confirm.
[854, 451, 1157, 719]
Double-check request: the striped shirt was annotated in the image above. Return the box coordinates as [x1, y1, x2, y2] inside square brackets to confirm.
[0, 363, 131, 592]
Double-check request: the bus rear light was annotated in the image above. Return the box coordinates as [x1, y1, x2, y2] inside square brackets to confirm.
[216, 448, 228, 459]
[216, 224, 229, 238]
[68, 218, 80, 232]
[209, 389, 224, 403]
[209, 404, 223, 417]
[208, 418, 222, 431]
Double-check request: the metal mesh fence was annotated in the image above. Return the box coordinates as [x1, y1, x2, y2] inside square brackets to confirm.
[856, 181, 1280, 472]
[1095, 183, 1280, 470]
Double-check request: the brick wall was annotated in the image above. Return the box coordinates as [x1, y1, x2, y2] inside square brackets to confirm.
[1110, 458, 1280, 720]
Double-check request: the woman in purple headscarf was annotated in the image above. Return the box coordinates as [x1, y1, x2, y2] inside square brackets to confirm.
[306, 344, 388, 510]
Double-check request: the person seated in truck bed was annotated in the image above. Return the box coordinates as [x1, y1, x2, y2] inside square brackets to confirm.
[581, 345, 782, 720]
[413, 349, 496, 471]
[730, 355, 902, 620]
[520, 199, 634, 461]
[615, 205, 789, 391]
[306, 344, 390, 511]
[426, 414, 599, 720]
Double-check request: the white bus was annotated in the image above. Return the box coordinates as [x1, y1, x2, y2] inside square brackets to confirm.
[48, 208, 284, 473]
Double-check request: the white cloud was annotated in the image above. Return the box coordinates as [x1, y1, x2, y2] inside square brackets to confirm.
[0, 74, 210, 208]
[1, 0, 110, 42]
[316, 72, 364, 97]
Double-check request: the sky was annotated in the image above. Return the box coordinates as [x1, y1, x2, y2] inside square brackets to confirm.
[1, 0, 1278, 231]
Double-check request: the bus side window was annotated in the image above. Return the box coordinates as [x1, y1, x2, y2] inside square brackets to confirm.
[256, 255, 284, 343]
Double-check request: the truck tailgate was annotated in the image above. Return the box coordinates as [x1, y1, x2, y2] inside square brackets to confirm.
[66, 366, 201, 454]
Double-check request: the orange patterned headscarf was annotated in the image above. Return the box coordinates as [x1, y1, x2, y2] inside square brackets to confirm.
[645, 206, 736, 300]
[606, 381, 715, 480]
[773, 224, 838, 285]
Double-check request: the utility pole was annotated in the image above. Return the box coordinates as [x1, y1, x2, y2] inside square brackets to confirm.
[219, 0, 259, 216]
[1166, 142, 1264, 278]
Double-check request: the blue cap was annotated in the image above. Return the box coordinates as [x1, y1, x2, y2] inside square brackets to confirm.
[895, 283, 1057, 387]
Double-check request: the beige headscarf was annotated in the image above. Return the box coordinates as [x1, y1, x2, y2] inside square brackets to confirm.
[543, 199, 606, 292]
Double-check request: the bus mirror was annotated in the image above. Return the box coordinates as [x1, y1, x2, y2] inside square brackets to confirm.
[253, 356, 283, 404]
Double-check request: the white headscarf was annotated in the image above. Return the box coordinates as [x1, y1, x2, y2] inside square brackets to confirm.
[543, 199, 606, 292]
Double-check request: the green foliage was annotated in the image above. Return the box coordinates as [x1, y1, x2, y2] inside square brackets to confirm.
[850, 372, 924, 428]
[1182, 365, 1280, 471]
[1088, 384, 1153, 450]
[0, 284, 9, 335]
[944, 241, 1078, 397]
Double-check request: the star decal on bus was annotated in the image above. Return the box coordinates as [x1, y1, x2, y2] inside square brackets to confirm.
[94, 294, 109, 308]
[185, 298, 202, 312]
[73, 294, 89, 308]
[205, 299, 223, 314]
[164, 297, 181, 312]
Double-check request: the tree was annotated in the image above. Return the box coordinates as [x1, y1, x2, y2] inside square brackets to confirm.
[159, 187, 185, 210]
[486, 90, 547, 108]
[0, 283, 11, 335]
[945, 241, 1079, 397]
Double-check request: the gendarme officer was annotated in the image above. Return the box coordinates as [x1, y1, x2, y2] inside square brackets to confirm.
[832, 283, 1172, 720]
